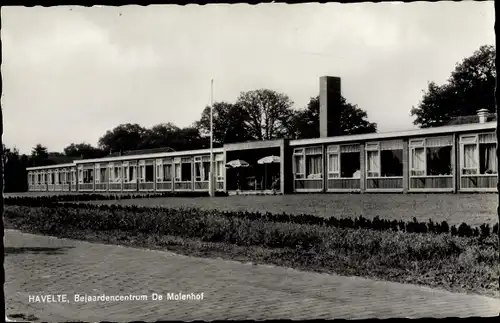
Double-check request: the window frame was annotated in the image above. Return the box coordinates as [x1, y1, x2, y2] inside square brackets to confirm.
[156, 159, 163, 183]
[293, 148, 305, 179]
[409, 136, 453, 177]
[328, 144, 361, 179]
[215, 154, 224, 182]
[95, 165, 101, 184]
[460, 132, 497, 176]
[365, 140, 404, 178]
[138, 160, 146, 183]
[293, 146, 323, 180]
[162, 158, 173, 182]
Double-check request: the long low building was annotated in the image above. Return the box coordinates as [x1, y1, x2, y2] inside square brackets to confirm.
[26, 76, 498, 194]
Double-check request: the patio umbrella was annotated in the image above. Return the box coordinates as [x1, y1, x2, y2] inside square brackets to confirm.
[225, 159, 250, 168]
[257, 155, 281, 165]
[225, 159, 249, 190]
[257, 155, 280, 189]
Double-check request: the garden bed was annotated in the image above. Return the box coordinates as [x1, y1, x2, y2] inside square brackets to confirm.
[4, 204, 499, 299]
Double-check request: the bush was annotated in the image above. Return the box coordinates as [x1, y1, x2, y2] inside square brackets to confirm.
[5, 191, 228, 207]
[4, 196, 497, 238]
[7, 204, 495, 262]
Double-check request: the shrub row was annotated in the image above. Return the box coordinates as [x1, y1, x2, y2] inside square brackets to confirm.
[80, 204, 500, 238]
[4, 191, 228, 207]
[9, 200, 499, 239]
[6, 205, 497, 264]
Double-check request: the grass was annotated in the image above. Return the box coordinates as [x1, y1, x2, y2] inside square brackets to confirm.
[89, 193, 498, 226]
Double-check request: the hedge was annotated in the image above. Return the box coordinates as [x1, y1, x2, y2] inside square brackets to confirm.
[5, 205, 497, 255]
[4, 191, 228, 207]
[6, 200, 499, 239]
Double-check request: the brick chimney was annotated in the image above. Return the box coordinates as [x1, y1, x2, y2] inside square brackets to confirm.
[319, 76, 342, 138]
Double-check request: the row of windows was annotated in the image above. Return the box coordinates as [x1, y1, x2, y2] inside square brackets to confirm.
[28, 169, 75, 185]
[28, 155, 225, 185]
[292, 134, 498, 180]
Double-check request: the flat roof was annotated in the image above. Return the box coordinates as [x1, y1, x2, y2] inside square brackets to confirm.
[289, 121, 497, 147]
[27, 163, 76, 171]
[26, 121, 497, 171]
[27, 148, 224, 171]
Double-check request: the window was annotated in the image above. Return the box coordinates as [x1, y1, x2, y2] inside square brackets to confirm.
[156, 159, 163, 182]
[341, 145, 360, 178]
[366, 141, 403, 178]
[480, 144, 497, 174]
[327, 145, 340, 179]
[305, 147, 323, 179]
[95, 166, 100, 183]
[145, 164, 154, 182]
[99, 166, 107, 183]
[174, 158, 181, 182]
[460, 133, 497, 175]
[203, 161, 210, 181]
[366, 147, 379, 178]
[174, 157, 192, 182]
[163, 164, 172, 181]
[123, 163, 136, 183]
[113, 165, 121, 182]
[162, 158, 172, 181]
[293, 147, 323, 179]
[194, 156, 211, 182]
[181, 164, 191, 182]
[138, 163, 145, 183]
[328, 145, 361, 179]
[426, 147, 452, 175]
[82, 169, 94, 184]
[128, 164, 136, 182]
[216, 154, 224, 181]
[293, 149, 305, 179]
[381, 150, 403, 176]
[410, 136, 453, 176]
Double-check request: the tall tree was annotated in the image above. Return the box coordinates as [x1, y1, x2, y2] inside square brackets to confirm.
[289, 95, 377, 139]
[236, 89, 295, 140]
[30, 144, 51, 166]
[64, 143, 106, 159]
[137, 123, 180, 150]
[3, 145, 29, 192]
[98, 123, 148, 153]
[169, 127, 210, 151]
[195, 102, 254, 144]
[411, 45, 496, 128]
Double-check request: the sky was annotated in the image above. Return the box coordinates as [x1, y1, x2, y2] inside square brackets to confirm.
[1, 3, 495, 155]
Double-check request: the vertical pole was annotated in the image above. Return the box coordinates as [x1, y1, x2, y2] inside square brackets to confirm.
[209, 79, 215, 197]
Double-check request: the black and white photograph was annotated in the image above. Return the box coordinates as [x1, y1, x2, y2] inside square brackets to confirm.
[0, 2, 498, 321]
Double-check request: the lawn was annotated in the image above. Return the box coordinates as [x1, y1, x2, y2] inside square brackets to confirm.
[91, 193, 499, 226]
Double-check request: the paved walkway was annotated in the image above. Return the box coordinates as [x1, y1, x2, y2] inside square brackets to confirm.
[4, 230, 500, 321]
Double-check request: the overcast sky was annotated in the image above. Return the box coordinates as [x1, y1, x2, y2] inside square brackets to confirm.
[1, 3, 495, 155]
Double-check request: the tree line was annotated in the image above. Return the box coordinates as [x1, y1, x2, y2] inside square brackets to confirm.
[2, 45, 495, 192]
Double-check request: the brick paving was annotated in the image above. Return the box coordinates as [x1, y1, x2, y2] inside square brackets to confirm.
[4, 229, 500, 321]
